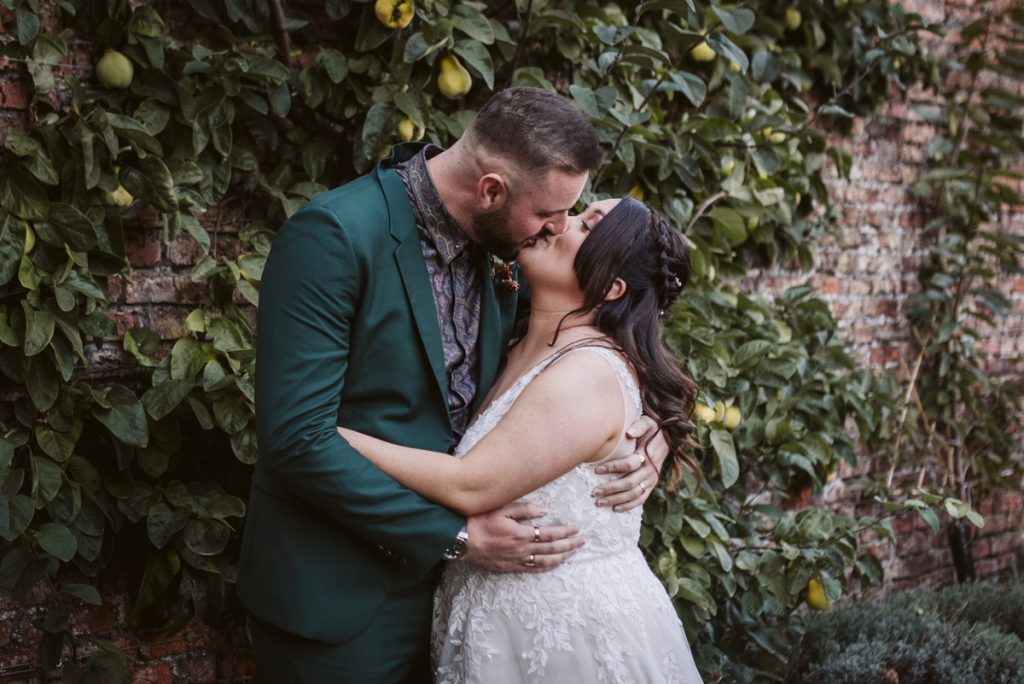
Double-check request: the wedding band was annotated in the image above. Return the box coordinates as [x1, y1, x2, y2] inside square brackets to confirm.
[638, 454, 646, 467]
[533, 526, 540, 543]
[639, 482, 647, 494]
[524, 554, 536, 567]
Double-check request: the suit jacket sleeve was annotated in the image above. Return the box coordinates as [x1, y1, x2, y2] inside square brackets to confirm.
[254, 205, 464, 576]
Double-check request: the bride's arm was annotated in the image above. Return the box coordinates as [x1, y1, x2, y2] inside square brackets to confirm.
[338, 351, 623, 516]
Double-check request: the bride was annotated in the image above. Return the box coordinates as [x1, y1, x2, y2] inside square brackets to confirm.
[339, 196, 704, 683]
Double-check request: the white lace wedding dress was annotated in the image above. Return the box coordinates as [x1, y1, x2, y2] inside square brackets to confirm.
[432, 346, 703, 683]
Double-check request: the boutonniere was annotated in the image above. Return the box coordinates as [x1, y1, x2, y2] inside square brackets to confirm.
[489, 254, 520, 293]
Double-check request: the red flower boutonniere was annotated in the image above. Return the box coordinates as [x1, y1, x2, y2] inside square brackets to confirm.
[489, 255, 520, 293]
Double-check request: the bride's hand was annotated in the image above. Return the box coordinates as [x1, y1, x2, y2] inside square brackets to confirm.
[463, 502, 585, 573]
[590, 415, 666, 512]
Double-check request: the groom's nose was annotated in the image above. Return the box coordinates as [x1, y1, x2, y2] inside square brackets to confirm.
[547, 219, 571, 236]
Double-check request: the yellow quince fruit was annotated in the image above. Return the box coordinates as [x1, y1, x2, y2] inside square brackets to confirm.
[806, 578, 830, 611]
[713, 400, 726, 422]
[437, 55, 472, 99]
[96, 49, 134, 89]
[785, 7, 802, 31]
[628, 183, 645, 201]
[375, 0, 415, 29]
[690, 40, 716, 63]
[166, 550, 181, 574]
[762, 126, 787, 144]
[101, 184, 134, 208]
[728, 60, 741, 74]
[694, 403, 716, 423]
[722, 406, 742, 429]
[719, 157, 736, 176]
[23, 223, 36, 254]
[397, 118, 425, 142]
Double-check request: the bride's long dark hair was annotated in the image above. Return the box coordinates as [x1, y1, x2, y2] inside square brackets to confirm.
[558, 197, 699, 485]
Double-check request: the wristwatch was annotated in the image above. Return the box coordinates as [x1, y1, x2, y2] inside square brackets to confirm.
[443, 525, 469, 560]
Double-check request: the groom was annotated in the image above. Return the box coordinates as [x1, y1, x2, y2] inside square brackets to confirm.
[238, 88, 666, 682]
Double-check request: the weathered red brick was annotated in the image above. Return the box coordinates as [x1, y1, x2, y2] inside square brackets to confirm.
[126, 235, 163, 268]
[148, 309, 187, 340]
[132, 662, 173, 684]
[124, 274, 178, 304]
[177, 655, 218, 683]
[166, 237, 205, 266]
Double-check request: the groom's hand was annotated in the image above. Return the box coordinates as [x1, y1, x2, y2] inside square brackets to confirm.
[590, 415, 667, 512]
[463, 502, 584, 573]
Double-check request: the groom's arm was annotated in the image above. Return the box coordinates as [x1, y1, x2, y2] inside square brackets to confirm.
[254, 205, 464, 577]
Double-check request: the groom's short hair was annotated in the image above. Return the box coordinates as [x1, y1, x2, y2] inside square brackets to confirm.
[467, 87, 602, 176]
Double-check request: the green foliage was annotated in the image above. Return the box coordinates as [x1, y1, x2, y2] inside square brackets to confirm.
[886, 580, 1024, 642]
[785, 582, 1024, 683]
[0, 0, 999, 681]
[896, 8, 1024, 504]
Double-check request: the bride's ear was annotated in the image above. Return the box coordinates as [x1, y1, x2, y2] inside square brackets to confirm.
[604, 278, 627, 302]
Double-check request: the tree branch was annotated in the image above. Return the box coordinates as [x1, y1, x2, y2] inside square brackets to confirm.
[269, 0, 292, 67]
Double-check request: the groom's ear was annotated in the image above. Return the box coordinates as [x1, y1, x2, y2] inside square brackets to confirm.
[477, 173, 509, 210]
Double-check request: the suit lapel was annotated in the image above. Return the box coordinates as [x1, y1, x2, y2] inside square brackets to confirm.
[377, 163, 449, 417]
[473, 253, 517, 414]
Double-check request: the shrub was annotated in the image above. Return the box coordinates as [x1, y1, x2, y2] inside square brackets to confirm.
[786, 583, 1024, 684]
[887, 581, 1024, 643]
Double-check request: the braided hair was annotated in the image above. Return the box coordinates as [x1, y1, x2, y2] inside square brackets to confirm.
[556, 196, 699, 486]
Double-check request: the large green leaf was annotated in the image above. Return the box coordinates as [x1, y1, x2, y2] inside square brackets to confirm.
[31, 455, 63, 504]
[62, 583, 102, 605]
[35, 522, 77, 562]
[25, 355, 60, 412]
[0, 494, 35, 541]
[141, 380, 194, 421]
[21, 302, 55, 356]
[709, 428, 739, 488]
[183, 518, 230, 556]
[0, 212, 26, 286]
[0, 547, 48, 596]
[92, 385, 149, 448]
[0, 169, 49, 220]
[49, 203, 99, 251]
[146, 502, 189, 548]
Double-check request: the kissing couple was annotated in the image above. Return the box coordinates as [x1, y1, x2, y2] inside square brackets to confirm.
[237, 87, 704, 683]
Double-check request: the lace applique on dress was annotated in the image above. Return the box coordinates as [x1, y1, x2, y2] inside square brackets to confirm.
[431, 346, 704, 683]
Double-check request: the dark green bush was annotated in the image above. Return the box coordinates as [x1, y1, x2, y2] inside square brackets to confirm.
[887, 581, 1024, 643]
[785, 583, 1024, 684]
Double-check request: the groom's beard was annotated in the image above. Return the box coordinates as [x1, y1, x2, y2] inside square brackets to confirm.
[472, 203, 519, 262]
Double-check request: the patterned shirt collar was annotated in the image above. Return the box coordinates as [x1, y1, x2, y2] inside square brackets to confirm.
[402, 145, 470, 265]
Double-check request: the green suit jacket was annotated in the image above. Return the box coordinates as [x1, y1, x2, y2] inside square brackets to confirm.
[237, 143, 519, 643]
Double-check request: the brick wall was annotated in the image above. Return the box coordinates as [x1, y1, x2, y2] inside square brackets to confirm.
[1, 0, 1023, 680]
[750, 0, 1024, 594]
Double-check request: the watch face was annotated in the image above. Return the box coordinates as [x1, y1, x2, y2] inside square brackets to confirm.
[450, 538, 468, 559]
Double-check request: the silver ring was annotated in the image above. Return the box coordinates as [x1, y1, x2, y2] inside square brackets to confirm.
[638, 454, 646, 467]
[524, 554, 536, 567]
[533, 526, 540, 543]
[639, 482, 647, 495]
